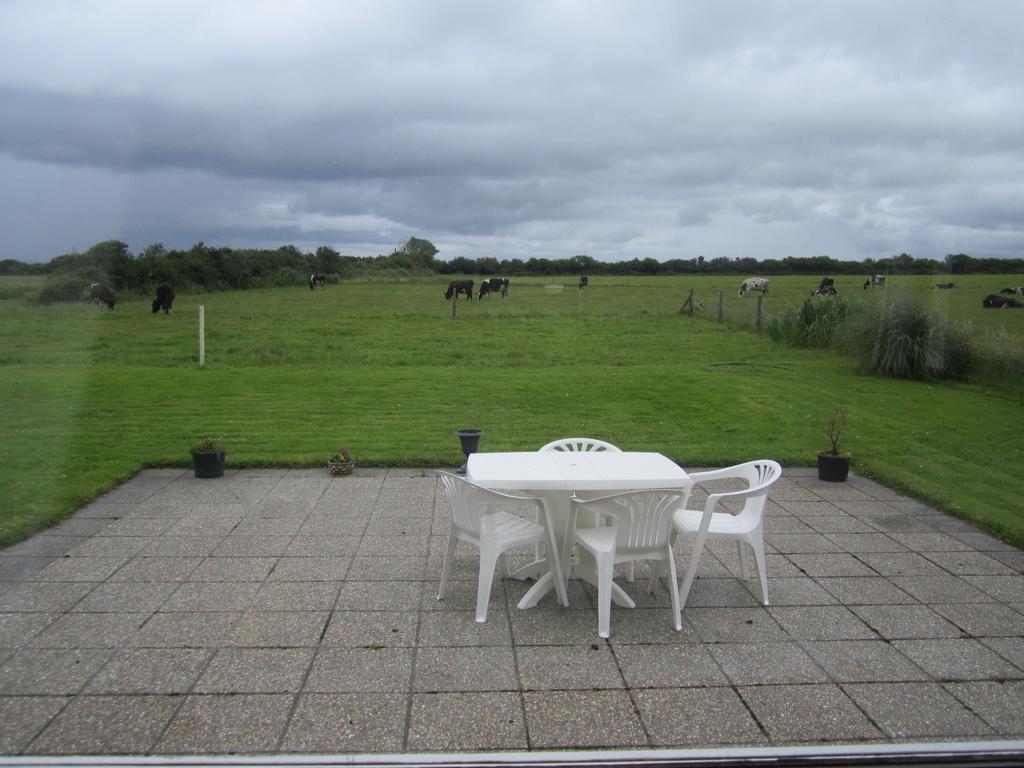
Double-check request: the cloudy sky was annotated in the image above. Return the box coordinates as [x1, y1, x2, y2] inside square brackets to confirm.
[1, 1, 1022, 264]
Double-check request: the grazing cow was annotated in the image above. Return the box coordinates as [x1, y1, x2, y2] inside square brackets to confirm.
[934, 282, 955, 289]
[152, 283, 175, 314]
[89, 283, 115, 310]
[478, 277, 509, 299]
[998, 287, 1017, 294]
[478, 278, 498, 299]
[983, 294, 1023, 309]
[813, 277, 837, 296]
[578, 276, 589, 289]
[738, 278, 769, 297]
[863, 274, 886, 289]
[444, 280, 474, 301]
[1019, 287, 1024, 296]
[309, 273, 326, 290]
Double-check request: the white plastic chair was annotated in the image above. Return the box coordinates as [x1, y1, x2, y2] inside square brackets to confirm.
[539, 437, 621, 453]
[671, 460, 782, 610]
[437, 471, 568, 622]
[537, 438, 632, 578]
[570, 489, 685, 638]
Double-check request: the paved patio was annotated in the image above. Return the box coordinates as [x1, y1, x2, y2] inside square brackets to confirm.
[1, 466, 1023, 757]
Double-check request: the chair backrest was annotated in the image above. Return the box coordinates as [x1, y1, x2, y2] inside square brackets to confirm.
[438, 471, 539, 537]
[724, 460, 783, 525]
[438, 471, 488, 536]
[575, 489, 684, 553]
[539, 437, 621, 453]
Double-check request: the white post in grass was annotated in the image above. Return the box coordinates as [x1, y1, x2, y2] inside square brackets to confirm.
[198, 305, 205, 368]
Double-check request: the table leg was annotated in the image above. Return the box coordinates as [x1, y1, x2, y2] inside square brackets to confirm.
[514, 490, 635, 609]
[569, 565, 637, 607]
[508, 561, 548, 581]
[516, 489, 572, 609]
[517, 571, 554, 609]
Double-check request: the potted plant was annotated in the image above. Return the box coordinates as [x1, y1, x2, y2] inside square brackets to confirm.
[328, 445, 356, 476]
[191, 437, 225, 478]
[817, 407, 850, 482]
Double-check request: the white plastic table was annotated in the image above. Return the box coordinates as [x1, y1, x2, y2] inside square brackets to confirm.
[467, 451, 692, 609]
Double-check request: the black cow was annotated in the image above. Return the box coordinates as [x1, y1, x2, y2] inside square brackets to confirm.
[89, 283, 115, 310]
[309, 273, 326, 290]
[152, 283, 175, 314]
[444, 280, 474, 300]
[983, 294, 1023, 309]
[999, 288, 1017, 294]
[934, 282, 955, 289]
[813, 277, 836, 296]
[579, 276, 589, 289]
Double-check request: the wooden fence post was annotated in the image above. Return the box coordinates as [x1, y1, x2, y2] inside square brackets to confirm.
[717, 291, 724, 322]
[756, 295, 764, 332]
[198, 305, 205, 368]
[679, 289, 694, 314]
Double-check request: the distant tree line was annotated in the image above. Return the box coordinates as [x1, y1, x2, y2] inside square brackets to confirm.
[439, 252, 1024, 277]
[2, 238, 1021, 302]
[1, 238, 439, 292]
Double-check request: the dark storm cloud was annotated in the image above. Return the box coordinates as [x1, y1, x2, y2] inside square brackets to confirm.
[1, 0, 1023, 262]
[0, 87, 541, 180]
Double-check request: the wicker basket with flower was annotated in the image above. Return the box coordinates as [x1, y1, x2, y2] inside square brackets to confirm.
[327, 446, 356, 476]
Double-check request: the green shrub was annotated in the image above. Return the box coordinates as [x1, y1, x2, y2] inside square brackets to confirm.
[36, 276, 92, 305]
[251, 268, 306, 288]
[0, 283, 37, 301]
[838, 297, 973, 381]
[765, 296, 851, 348]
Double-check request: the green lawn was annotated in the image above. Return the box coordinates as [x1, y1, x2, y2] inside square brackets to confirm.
[1, 275, 1022, 547]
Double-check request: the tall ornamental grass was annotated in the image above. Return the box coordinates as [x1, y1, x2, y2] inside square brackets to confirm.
[839, 297, 973, 381]
[970, 327, 1024, 394]
[765, 296, 851, 348]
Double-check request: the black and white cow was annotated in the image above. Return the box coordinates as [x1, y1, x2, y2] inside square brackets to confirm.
[309, 273, 326, 290]
[478, 277, 509, 299]
[999, 288, 1017, 294]
[863, 274, 886, 289]
[813, 277, 837, 296]
[738, 277, 769, 297]
[983, 294, 1023, 309]
[152, 283, 175, 314]
[89, 283, 115, 310]
[578, 275, 589, 289]
[934, 282, 955, 289]
[444, 280, 474, 300]
[479, 278, 499, 299]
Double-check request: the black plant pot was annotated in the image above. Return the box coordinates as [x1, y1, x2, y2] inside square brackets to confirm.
[454, 429, 484, 475]
[193, 451, 225, 478]
[817, 451, 849, 482]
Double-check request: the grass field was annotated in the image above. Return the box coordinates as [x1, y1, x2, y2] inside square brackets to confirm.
[1, 274, 1022, 548]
